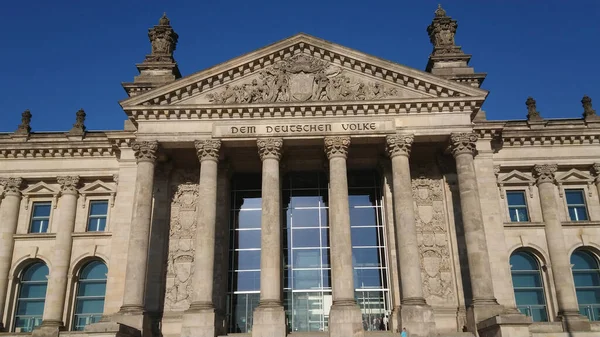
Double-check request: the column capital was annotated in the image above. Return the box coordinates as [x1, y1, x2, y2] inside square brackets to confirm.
[195, 139, 221, 162]
[132, 140, 159, 163]
[386, 134, 414, 158]
[449, 132, 478, 157]
[257, 138, 283, 161]
[533, 164, 557, 185]
[57, 176, 80, 195]
[324, 136, 351, 159]
[0, 177, 23, 197]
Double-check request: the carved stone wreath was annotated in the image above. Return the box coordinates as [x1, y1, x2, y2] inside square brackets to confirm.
[207, 54, 399, 104]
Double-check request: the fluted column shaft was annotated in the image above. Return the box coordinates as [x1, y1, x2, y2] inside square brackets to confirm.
[534, 164, 580, 315]
[121, 141, 158, 312]
[385, 135, 426, 304]
[450, 133, 497, 304]
[43, 176, 80, 325]
[257, 138, 283, 306]
[0, 178, 23, 329]
[324, 136, 356, 304]
[188, 140, 221, 310]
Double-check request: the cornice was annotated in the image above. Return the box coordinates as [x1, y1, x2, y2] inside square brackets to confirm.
[0, 131, 135, 159]
[124, 97, 484, 121]
[120, 34, 487, 108]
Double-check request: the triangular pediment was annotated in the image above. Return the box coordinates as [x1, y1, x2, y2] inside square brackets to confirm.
[556, 169, 593, 183]
[498, 170, 535, 185]
[79, 180, 115, 194]
[22, 182, 58, 196]
[121, 33, 487, 108]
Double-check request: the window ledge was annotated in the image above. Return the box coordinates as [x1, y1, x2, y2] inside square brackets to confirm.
[504, 221, 600, 228]
[72, 232, 112, 238]
[14, 233, 56, 240]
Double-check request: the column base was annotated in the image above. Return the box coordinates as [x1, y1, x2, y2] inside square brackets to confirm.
[180, 306, 218, 337]
[390, 306, 401, 333]
[476, 312, 532, 337]
[114, 307, 152, 337]
[84, 321, 141, 337]
[251, 304, 286, 337]
[466, 299, 503, 332]
[32, 320, 63, 337]
[328, 302, 364, 337]
[558, 310, 591, 332]
[399, 303, 436, 337]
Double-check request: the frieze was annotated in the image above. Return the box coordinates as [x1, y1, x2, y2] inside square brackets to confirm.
[412, 171, 456, 304]
[206, 54, 400, 104]
[214, 121, 393, 138]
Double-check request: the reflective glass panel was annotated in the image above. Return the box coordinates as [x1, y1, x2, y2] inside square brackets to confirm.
[14, 262, 48, 332]
[73, 261, 107, 331]
[510, 251, 548, 322]
[571, 250, 600, 320]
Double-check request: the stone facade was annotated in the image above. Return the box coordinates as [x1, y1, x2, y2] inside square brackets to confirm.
[1, 7, 600, 337]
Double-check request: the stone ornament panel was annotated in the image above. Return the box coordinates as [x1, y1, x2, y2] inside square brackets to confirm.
[165, 180, 199, 311]
[57, 176, 80, 195]
[324, 136, 350, 159]
[257, 138, 283, 161]
[412, 170, 456, 305]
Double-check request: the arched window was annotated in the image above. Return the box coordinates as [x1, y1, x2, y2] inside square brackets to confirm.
[510, 251, 548, 322]
[14, 262, 48, 332]
[72, 261, 107, 331]
[571, 250, 600, 321]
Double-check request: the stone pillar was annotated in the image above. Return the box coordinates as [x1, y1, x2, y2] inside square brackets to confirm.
[117, 140, 158, 334]
[252, 138, 286, 337]
[385, 135, 435, 337]
[181, 139, 221, 337]
[37, 176, 80, 333]
[213, 163, 231, 333]
[324, 136, 364, 337]
[0, 178, 23, 331]
[534, 164, 590, 332]
[449, 133, 502, 327]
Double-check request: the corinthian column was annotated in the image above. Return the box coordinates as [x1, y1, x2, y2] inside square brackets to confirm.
[118, 141, 158, 333]
[0, 178, 23, 330]
[592, 163, 600, 198]
[324, 136, 364, 337]
[449, 133, 501, 325]
[385, 135, 435, 337]
[534, 164, 590, 332]
[252, 138, 286, 337]
[40, 176, 80, 329]
[181, 139, 221, 337]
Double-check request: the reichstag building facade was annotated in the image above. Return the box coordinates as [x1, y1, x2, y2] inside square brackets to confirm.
[1, 6, 600, 337]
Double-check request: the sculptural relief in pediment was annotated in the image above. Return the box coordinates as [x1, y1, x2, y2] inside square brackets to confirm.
[178, 54, 428, 105]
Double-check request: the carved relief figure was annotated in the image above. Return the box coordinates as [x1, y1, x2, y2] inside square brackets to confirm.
[412, 172, 456, 304]
[165, 182, 199, 311]
[207, 54, 398, 104]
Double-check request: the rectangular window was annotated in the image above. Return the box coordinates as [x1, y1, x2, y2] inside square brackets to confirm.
[29, 202, 51, 233]
[87, 200, 108, 232]
[566, 189, 588, 221]
[507, 191, 529, 222]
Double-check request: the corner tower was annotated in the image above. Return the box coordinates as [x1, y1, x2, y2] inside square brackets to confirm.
[122, 13, 181, 97]
[426, 5, 486, 88]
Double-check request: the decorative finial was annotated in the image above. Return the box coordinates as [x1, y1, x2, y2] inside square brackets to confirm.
[526, 97, 542, 121]
[145, 12, 179, 63]
[159, 12, 170, 26]
[582, 95, 597, 119]
[435, 4, 446, 17]
[427, 4, 462, 56]
[69, 108, 86, 135]
[15, 109, 32, 135]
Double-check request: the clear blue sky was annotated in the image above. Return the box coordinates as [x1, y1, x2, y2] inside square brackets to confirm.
[1, 0, 599, 132]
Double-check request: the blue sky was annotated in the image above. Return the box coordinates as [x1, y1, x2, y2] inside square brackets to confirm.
[1, 0, 599, 132]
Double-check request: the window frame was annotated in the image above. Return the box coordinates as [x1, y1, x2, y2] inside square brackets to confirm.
[509, 250, 550, 322]
[13, 261, 49, 332]
[28, 200, 53, 234]
[71, 260, 108, 331]
[86, 199, 109, 232]
[564, 188, 589, 222]
[571, 249, 600, 321]
[505, 190, 530, 223]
